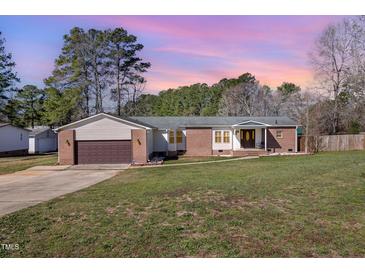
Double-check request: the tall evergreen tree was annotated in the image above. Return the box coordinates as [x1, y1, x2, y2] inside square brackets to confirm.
[1, 98, 22, 126]
[0, 31, 19, 116]
[15, 85, 45, 128]
[107, 28, 150, 116]
[44, 27, 91, 117]
[43, 87, 81, 126]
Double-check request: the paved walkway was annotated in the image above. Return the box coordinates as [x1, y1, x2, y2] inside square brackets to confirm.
[0, 165, 127, 217]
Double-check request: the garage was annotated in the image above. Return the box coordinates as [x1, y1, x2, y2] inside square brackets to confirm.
[76, 140, 132, 164]
[56, 113, 152, 165]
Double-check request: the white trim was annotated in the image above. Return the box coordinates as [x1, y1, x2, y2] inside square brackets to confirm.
[295, 126, 298, 153]
[233, 125, 268, 129]
[232, 120, 271, 127]
[266, 125, 297, 128]
[55, 113, 151, 132]
[264, 128, 267, 151]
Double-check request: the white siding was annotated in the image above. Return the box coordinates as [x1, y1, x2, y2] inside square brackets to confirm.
[168, 129, 176, 152]
[153, 129, 168, 152]
[255, 128, 263, 147]
[29, 137, 36, 154]
[212, 128, 233, 150]
[74, 117, 138, 141]
[29, 129, 58, 154]
[146, 129, 153, 157]
[153, 128, 186, 152]
[233, 129, 241, 150]
[38, 137, 57, 153]
[0, 126, 29, 152]
[176, 129, 186, 151]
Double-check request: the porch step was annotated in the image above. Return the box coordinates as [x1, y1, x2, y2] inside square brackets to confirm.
[232, 150, 268, 157]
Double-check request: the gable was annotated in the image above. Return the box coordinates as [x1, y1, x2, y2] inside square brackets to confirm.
[237, 121, 268, 126]
[77, 117, 139, 130]
[74, 117, 140, 141]
[56, 113, 151, 132]
[233, 120, 270, 127]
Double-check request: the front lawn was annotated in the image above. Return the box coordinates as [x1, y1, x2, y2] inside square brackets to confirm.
[0, 151, 364, 257]
[0, 154, 58, 175]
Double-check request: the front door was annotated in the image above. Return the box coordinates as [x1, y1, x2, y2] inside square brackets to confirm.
[240, 129, 255, 148]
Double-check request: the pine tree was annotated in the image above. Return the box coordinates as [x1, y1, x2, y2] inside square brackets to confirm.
[16, 85, 45, 128]
[43, 87, 81, 126]
[0, 31, 19, 116]
[107, 28, 150, 116]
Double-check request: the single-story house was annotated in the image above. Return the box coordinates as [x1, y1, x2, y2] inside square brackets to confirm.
[28, 126, 58, 154]
[0, 123, 30, 156]
[55, 113, 299, 165]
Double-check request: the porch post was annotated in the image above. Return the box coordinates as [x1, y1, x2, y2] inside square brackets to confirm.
[295, 126, 298, 152]
[264, 127, 267, 151]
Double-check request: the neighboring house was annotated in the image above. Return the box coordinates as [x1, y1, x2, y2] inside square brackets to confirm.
[0, 123, 30, 156]
[28, 126, 58, 154]
[56, 113, 299, 165]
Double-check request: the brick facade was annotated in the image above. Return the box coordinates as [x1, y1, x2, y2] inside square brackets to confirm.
[212, 149, 232, 156]
[131, 129, 148, 164]
[267, 127, 296, 153]
[58, 130, 75, 165]
[185, 128, 212, 156]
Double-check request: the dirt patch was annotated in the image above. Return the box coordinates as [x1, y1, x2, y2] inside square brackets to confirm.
[176, 211, 197, 217]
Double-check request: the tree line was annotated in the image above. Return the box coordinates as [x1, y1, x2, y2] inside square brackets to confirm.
[132, 73, 303, 118]
[1, 16, 365, 135]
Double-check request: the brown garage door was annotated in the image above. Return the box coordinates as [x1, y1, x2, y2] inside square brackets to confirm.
[76, 140, 131, 164]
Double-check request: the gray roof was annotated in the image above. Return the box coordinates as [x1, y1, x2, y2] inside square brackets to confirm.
[117, 116, 156, 129]
[131, 116, 298, 129]
[0, 122, 9, 128]
[0, 123, 31, 131]
[28, 126, 53, 137]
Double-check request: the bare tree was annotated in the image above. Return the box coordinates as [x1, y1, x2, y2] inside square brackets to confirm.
[123, 76, 146, 115]
[219, 79, 263, 116]
[310, 18, 357, 134]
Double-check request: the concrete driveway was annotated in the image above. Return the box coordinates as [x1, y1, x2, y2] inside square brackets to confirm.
[0, 164, 128, 217]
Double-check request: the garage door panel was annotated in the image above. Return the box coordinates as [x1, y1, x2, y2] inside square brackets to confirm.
[76, 140, 131, 164]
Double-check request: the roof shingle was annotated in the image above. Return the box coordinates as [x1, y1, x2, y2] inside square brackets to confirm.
[131, 116, 298, 129]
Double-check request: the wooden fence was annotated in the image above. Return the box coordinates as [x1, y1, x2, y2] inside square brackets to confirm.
[299, 134, 365, 152]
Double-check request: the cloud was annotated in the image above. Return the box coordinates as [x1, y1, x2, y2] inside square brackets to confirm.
[0, 15, 346, 92]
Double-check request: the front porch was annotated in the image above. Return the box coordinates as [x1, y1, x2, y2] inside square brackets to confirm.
[232, 122, 269, 152]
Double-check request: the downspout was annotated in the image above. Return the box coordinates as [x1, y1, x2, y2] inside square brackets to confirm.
[264, 127, 267, 152]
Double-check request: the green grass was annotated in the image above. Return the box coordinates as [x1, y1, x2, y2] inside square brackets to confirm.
[0, 154, 58, 175]
[0, 151, 364, 257]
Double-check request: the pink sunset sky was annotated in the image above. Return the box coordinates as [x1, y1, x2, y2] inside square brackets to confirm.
[0, 16, 347, 93]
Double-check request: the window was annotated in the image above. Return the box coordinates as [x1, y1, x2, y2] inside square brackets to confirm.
[169, 129, 175, 144]
[176, 130, 183, 144]
[215, 131, 222, 143]
[20, 133, 23, 141]
[223, 131, 230, 143]
[276, 130, 283, 139]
